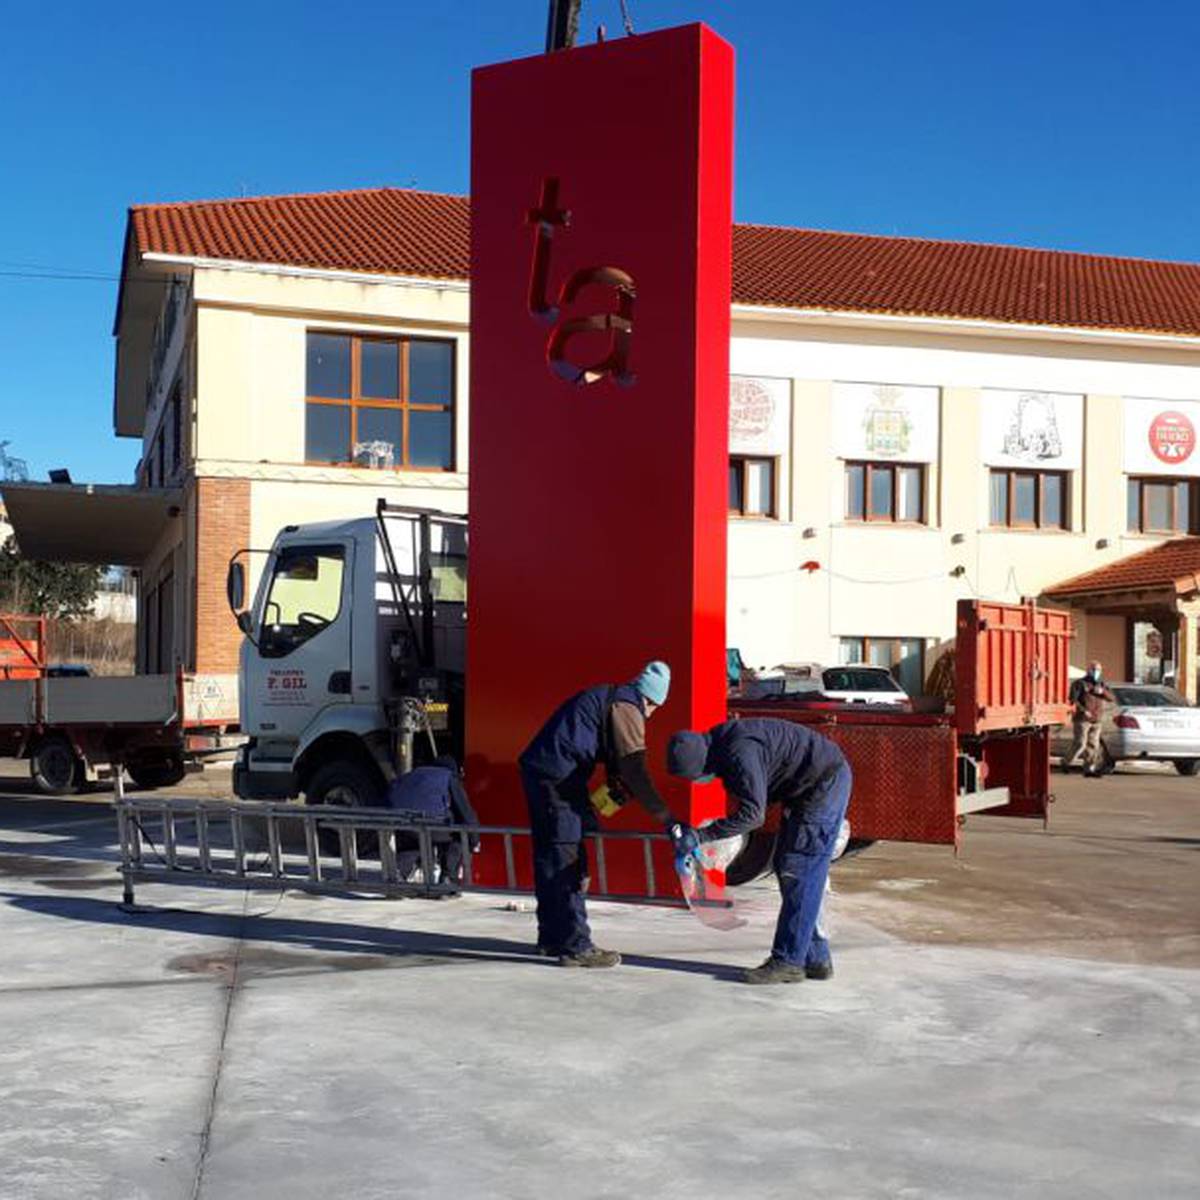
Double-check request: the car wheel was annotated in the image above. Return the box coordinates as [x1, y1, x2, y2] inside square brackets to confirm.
[30, 735, 84, 795]
[1172, 759, 1199, 776]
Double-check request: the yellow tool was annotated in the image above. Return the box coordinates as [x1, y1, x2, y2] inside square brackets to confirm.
[589, 782, 623, 818]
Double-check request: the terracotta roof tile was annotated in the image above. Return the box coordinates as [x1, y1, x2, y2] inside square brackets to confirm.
[730, 224, 1200, 335]
[129, 187, 1200, 338]
[1044, 538, 1200, 599]
[131, 188, 471, 282]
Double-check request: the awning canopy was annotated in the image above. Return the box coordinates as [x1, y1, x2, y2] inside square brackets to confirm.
[0, 482, 181, 566]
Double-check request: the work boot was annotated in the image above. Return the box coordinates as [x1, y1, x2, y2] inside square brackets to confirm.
[535, 943, 559, 958]
[743, 956, 806, 985]
[559, 946, 621, 968]
[805, 961, 834, 981]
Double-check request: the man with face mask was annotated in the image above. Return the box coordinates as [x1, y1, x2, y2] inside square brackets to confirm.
[1067, 661, 1115, 778]
[666, 718, 851, 984]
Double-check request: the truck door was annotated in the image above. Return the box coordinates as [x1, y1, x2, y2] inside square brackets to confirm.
[244, 541, 353, 744]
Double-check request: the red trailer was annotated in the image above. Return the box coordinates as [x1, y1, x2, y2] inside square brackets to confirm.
[727, 599, 1072, 875]
[0, 614, 44, 681]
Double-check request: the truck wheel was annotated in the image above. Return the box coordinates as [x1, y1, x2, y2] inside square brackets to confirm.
[127, 754, 187, 790]
[1173, 759, 1199, 776]
[30, 735, 84, 796]
[305, 759, 383, 858]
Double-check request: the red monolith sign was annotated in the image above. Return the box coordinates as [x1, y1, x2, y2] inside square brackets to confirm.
[467, 23, 734, 894]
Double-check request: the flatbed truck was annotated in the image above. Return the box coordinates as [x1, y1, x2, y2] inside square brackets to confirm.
[0, 614, 240, 794]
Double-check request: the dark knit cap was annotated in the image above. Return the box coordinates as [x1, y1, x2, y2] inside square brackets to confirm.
[666, 731, 710, 779]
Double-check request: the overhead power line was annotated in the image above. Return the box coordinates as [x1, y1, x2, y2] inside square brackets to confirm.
[0, 261, 182, 288]
[0, 267, 121, 283]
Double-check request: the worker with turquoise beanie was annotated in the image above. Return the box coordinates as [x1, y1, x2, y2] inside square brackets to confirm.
[519, 661, 674, 967]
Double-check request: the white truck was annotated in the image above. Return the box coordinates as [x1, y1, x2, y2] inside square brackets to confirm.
[227, 501, 467, 808]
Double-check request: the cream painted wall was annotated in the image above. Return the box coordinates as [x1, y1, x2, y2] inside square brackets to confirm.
[138, 281, 191, 472]
[727, 522, 808, 669]
[192, 267, 470, 476]
[248, 476, 467, 554]
[176, 269, 473, 676]
[195, 317, 469, 473]
[150, 262, 1200, 685]
[726, 378, 830, 668]
[728, 320, 1200, 672]
[191, 266, 469, 327]
[196, 307, 256, 463]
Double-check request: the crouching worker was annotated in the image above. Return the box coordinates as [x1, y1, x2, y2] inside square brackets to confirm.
[518, 661, 674, 968]
[667, 718, 852, 985]
[385, 756, 480, 889]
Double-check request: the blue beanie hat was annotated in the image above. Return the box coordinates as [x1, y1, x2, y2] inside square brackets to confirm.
[632, 660, 671, 706]
[667, 731, 709, 779]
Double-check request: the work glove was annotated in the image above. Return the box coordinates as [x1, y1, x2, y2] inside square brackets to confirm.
[590, 781, 626, 819]
[667, 821, 703, 862]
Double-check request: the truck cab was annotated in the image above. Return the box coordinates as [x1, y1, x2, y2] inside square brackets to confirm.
[228, 503, 466, 807]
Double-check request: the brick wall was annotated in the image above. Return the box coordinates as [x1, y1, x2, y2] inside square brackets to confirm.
[193, 477, 250, 674]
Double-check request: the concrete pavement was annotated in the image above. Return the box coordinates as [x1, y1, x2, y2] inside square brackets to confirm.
[0, 767, 1197, 1199]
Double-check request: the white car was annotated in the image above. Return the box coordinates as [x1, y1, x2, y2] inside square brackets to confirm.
[1053, 683, 1200, 775]
[819, 664, 910, 707]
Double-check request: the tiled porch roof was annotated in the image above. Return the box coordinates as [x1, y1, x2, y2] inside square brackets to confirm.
[1044, 538, 1200, 600]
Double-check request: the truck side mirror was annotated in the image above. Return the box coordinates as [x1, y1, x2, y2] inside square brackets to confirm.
[227, 561, 245, 613]
[236, 610, 254, 636]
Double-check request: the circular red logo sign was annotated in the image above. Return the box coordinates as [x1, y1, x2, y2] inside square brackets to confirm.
[1148, 411, 1196, 464]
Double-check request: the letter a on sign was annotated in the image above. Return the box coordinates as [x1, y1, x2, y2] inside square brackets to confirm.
[468, 25, 735, 896]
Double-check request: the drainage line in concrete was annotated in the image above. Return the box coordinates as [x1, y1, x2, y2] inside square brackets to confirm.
[190, 889, 249, 1200]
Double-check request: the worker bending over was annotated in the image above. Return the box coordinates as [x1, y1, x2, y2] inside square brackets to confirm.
[385, 756, 480, 889]
[667, 718, 852, 985]
[519, 661, 673, 968]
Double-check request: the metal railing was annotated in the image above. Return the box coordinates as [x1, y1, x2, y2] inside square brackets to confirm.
[113, 785, 692, 912]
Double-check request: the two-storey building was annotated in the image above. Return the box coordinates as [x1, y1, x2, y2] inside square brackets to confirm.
[5, 187, 1200, 702]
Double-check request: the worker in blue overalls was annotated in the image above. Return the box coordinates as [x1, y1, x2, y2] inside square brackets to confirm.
[667, 718, 852, 984]
[386, 756, 480, 889]
[519, 661, 673, 968]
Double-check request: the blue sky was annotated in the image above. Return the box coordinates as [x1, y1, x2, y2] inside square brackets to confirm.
[1, 0, 1197, 483]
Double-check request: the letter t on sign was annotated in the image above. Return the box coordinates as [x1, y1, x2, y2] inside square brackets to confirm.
[526, 176, 569, 323]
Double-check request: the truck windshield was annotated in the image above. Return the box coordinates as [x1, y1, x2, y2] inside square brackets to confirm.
[430, 551, 467, 603]
[260, 544, 345, 658]
[428, 519, 467, 604]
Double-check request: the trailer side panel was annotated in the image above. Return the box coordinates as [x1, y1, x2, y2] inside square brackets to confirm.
[730, 705, 960, 846]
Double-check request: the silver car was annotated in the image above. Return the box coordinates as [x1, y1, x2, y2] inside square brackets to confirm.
[1054, 683, 1200, 775]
